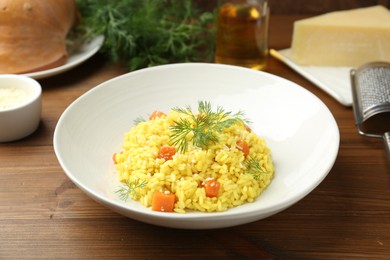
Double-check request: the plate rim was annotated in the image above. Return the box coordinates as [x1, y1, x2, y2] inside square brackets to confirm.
[22, 35, 104, 80]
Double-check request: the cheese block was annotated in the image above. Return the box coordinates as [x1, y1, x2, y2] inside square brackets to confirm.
[291, 5, 390, 67]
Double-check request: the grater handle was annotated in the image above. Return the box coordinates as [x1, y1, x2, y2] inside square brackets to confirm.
[384, 132, 390, 170]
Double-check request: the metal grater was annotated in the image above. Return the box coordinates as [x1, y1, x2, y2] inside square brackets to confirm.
[350, 61, 390, 165]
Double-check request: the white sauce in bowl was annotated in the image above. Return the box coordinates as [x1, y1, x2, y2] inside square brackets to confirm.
[0, 87, 31, 110]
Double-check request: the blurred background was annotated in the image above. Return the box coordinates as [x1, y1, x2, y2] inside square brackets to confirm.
[196, 0, 390, 14]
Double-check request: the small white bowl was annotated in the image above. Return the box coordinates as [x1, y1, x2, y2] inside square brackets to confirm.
[0, 74, 42, 142]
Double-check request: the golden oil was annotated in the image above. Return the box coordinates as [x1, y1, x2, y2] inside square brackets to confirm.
[215, 1, 269, 70]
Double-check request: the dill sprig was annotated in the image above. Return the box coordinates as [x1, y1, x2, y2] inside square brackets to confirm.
[116, 179, 147, 201]
[244, 156, 268, 180]
[170, 101, 250, 153]
[76, 0, 216, 71]
[133, 117, 146, 126]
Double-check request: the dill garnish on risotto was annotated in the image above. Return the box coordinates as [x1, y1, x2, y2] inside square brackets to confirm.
[113, 101, 274, 213]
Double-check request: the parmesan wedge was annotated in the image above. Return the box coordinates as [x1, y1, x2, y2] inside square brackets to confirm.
[291, 5, 390, 67]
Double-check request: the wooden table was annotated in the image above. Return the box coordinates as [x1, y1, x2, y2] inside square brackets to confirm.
[1, 15, 389, 259]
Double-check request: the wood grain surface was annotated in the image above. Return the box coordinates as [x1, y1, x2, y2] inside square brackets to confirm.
[1, 14, 389, 259]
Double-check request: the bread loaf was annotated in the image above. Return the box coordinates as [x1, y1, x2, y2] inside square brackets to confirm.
[0, 0, 78, 74]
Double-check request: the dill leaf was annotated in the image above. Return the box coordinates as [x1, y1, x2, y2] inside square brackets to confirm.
[76, 0, 216, 71]
[133, 117, 146, 126]
[116, 179, 147, 201]
[244, 157, 267, 180]
[170, 101, 250, 153]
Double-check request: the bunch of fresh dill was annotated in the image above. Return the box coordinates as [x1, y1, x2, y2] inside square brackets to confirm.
[76, 0, 217, 71]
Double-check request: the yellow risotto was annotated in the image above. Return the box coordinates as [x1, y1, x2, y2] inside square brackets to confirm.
[114, 102, 274, 213]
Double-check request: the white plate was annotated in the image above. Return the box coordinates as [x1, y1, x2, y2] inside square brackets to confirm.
[22, 35, 104, 80]
[270, 48, 353, 106]
[54, 63, 339, 229]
